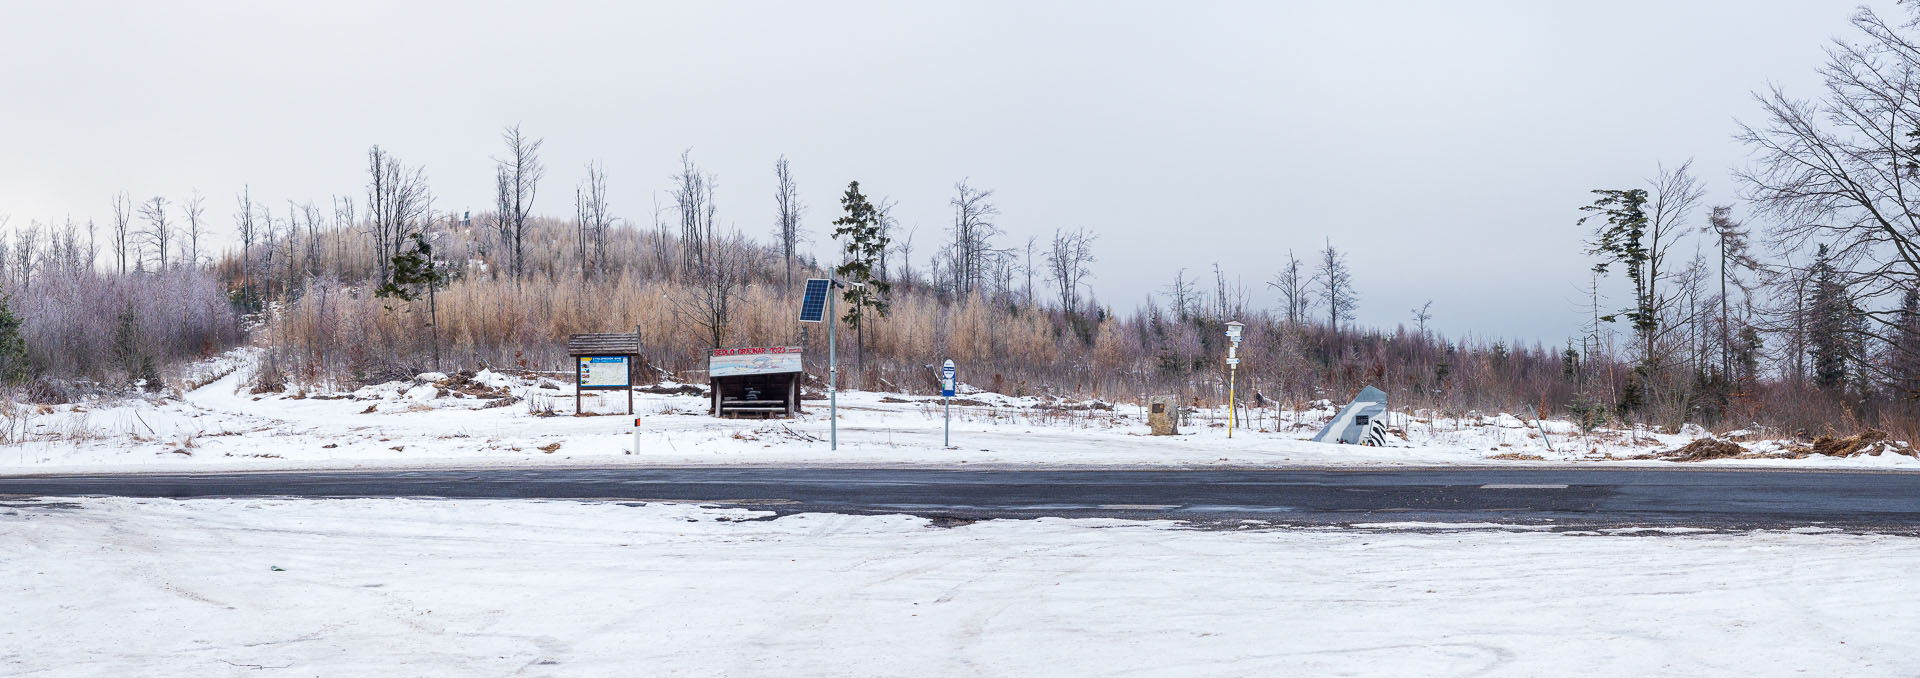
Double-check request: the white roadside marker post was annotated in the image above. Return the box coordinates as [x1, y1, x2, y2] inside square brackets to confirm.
[1225, 320, 1244, 439]
[632, 415, 641, 455]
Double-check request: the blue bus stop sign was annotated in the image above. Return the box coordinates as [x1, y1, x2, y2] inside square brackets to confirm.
[941, 359, 956, 397]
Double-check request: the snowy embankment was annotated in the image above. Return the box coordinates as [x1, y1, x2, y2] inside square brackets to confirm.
[1, 497, 1915, 676]
[0, 348, 1911, 474]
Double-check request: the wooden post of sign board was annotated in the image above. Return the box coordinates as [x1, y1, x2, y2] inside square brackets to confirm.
[574, 357, 583, 416]
[641, 322, 648, 411]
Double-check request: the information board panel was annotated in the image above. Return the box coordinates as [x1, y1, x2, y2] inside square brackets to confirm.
[710, 346, 804, 378]
[579, 356, 630, 388]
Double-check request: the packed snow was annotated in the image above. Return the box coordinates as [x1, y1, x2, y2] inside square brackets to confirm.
[0, 348, 1911, 474]
[2, 497, 1915, 676]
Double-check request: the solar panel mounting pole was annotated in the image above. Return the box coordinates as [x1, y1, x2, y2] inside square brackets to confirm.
[828, 282, 838, 450]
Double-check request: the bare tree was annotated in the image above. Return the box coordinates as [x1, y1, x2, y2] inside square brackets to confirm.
[235, 186, 258, 299]
[670, 149, 718, 278]
[1163, 268, 1196, 320]
[670, 231, 750, 349]
[948, 180, 1000, 295]
[578, 160, 611, 280]
[301, 201, 324, 277]
[1738, 6, 1920, 380]
[110, 191, 133, 274]
[180, 190, 207, 270]
[366, 145, 431, 285]
[1411, 300, 1433, 337]
[1267, 249, 1315, 325]
[1045, 227, 1097, 316]
[492, 124, 544, 281]
[14, 221, 39, 289]
[1642, 160, 1705, 364]
[84, 217, 97, 272]
[772, 155, 804, 288]
[1315, 238, 1357, 331]
[875, 197, 898, 285]
[1705, 205, 1756, 377]
[138, 196, 172, 271]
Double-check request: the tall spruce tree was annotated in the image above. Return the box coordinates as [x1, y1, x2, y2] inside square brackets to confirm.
[1893, 286, 1920, 401]
[1581, 188, 1655, 359]
[831, 181, 891, 369]
[0, 291, 30, 386]
[1807, 244, 1851, 391]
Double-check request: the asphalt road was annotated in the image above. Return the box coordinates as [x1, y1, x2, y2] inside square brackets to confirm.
[3, 466, 1917, 531]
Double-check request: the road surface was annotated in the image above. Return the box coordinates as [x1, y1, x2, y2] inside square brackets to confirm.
[3, 466, 1917, 531]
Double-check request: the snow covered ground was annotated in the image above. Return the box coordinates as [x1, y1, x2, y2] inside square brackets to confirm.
[2, 496, 1916, 676]
[0, 349, 1911, 474]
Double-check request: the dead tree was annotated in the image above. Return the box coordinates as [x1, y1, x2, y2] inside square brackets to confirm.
[366, 145, 430, 285]
[301, 201, 325, 277]
[773, 155, 804, 288]
[1163, 268, 1197, 320]
[670, 231, 749, 349]
[1267, 249, 1315, 325]
[672, 149, 716, 277]
[948, 180, 1000, 295]
[180, 190, 207, 270]
[137, 196, 172, 271]
[1045, 227, 1097, 316]
[13, 221, 38, 289]
[1641, 160, 1704, 367]
[235, 187, 258, 300]
[492, 124, 544, 281]
[1706, 205, 1756, 378]
[1315, 238, 1357, 331]
[110, 190, 133, 274]
[577, 160, 611, 281]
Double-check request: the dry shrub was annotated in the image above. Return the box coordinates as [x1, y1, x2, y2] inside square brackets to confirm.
[1656, 438, 1749, 462]
[1486, 452, 1547, 461]
[1806, 430, 1913, 458]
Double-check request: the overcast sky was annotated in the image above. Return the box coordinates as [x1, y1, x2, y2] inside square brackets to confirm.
[0, 1, 1898, 345]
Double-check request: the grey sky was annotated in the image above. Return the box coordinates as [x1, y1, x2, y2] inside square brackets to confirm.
[0, 1, 1895, 345]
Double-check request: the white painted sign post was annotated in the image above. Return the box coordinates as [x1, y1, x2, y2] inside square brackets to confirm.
[941, 359, 956, 448]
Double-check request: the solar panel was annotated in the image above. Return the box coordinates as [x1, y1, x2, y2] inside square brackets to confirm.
[798, 278, 832, 323]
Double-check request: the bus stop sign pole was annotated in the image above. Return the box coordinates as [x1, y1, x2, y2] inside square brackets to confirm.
[941, 359, 956, 448]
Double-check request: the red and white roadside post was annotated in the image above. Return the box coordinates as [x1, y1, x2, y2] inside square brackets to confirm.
[632, 415, 642, 455]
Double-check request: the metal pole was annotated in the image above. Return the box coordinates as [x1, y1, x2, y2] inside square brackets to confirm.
[944, 395, 950, 448]
[828, 286, 838, 451]
[1228, 364, 1236, 439]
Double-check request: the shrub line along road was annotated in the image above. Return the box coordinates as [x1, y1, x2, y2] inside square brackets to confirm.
[2, 466, 1918, 531]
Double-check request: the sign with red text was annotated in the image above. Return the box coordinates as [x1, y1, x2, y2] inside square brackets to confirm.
[709, 346, 804, 378]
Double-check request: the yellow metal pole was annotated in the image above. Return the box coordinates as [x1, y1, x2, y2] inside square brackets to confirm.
[1227, 364, 1235, 439]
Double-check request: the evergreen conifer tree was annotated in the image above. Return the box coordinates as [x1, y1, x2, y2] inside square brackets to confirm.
[1893, 286, 1920, 401]
[1807, 245, 1851, 391]
[831, 181, 891, 368]
[0, 291, 31, 386]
